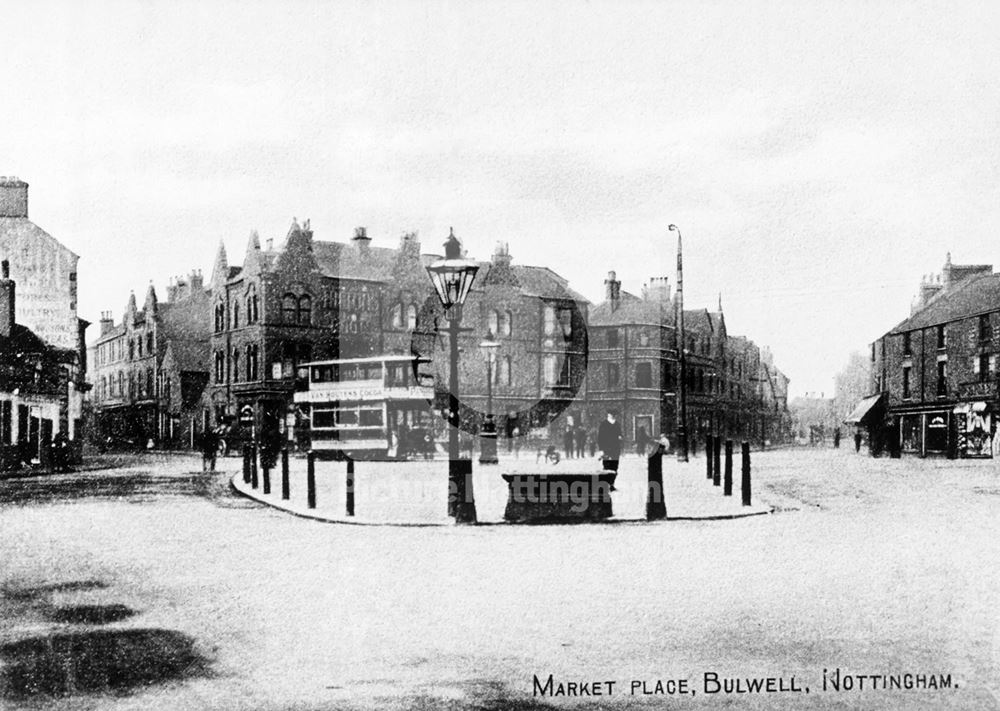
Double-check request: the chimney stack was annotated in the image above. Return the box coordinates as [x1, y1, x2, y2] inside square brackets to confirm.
[605, 270, 621, 311]
[0, 259, 14, 337]
[0, 177, 28, 218]
[189, 269, 204, 294]
[353, 226, 371, 254]
[99, 311, 115, 336]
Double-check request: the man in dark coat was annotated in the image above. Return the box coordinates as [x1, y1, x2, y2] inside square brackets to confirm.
[200, 429, 218, 472]
[597, 411, 623, 472]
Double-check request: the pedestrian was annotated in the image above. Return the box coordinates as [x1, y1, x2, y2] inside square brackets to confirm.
[589, 428, 597, 457]
[512, 426, 521, 459]
[854, 430, 862, 453]
[574, 424, 587, 458]
[200, 428, 218, 472]
[597, 411, 623, 472]
[563, 424, 575, 460]
[833, 427, 841, 449]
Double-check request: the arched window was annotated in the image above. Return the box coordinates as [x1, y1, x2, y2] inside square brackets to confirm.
[407, 303, 418, 330]
[391, 303, 403, 329]
[282, 294, 297, 323]
[147, 332, 154, 353]
[246, 285, 259, 324]
[298, 295, 312, 325]
[215, 302, 226, 332]
[246, 344, 259, 381]
[231, 348, 240, 382]
[232, 302, 239, 329]
[500, 310, 512, 336]
[137, 337, 143, 357]
[215, 351, 225, 383]
[128, 339, 135, 360]
[146, 369, 154, 396]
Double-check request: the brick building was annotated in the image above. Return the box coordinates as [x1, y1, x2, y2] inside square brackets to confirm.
[0, 177, 88, 443]
[89, 271, 211, 447]
[1, 261, 82, 469]
[208, 221, 589, 448]
[586, 270, 791, 450]
[868, 254, 1000, 458]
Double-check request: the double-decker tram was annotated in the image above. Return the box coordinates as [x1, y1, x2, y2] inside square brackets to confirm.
[293, 355, 441, 459]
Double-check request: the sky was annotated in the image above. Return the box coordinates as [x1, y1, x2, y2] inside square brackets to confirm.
[3, 0, 1000, 397]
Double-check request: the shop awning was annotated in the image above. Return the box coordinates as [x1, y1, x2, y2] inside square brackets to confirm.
[844, 393, 885, 425]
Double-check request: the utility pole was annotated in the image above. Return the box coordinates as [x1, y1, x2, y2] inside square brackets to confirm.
[669, 224, 688, 462]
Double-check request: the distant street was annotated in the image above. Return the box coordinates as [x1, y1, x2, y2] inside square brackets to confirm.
[1, 449, 999, 710]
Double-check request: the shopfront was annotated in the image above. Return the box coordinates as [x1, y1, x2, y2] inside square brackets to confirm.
[954, 401, 994, 458]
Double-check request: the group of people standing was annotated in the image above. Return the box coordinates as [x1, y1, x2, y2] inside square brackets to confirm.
[561, 423, 595, 459]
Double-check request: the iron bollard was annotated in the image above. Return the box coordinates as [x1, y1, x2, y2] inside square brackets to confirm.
[741, 442, 751, 506]
[346, 457, 355, 517]
[306, 450, 316, 509]
[250, 444, 259, 489]
[713, 436, 721, 487]
[281, 448, 290, 500]
[705, 435, 713, 479]
[724, 440, 733, 496]
[262, 461, 271, 495]
[646, 445, 667, 520]
[242, 448, 251, 484]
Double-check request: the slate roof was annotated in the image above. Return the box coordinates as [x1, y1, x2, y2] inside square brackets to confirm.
[890, 272, 1000, 333]
[589, 291, 672, 326]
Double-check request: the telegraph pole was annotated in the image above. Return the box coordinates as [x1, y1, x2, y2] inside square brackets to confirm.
[669, 224, 688, 462]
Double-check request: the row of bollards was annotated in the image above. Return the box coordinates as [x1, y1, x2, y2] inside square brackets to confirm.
[702, 435, 753, 507]
[645, 437, 754, 521]
[241, 446, 354, 516]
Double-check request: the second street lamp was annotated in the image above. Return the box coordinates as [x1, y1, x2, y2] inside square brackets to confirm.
[425, 228, 480, 523]
[479, 329, 500, 465]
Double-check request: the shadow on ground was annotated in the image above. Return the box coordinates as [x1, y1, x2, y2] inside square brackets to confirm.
[0, 628, 211, 699]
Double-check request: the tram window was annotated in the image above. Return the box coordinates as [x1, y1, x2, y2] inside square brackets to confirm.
[336, 410, 358, 425]
[359, 409, 384, 426]
[312, 410, 337, 428]
[363, 364, 383, 380]
[340, 365, 358, 381]
[311, 367, 321, 382]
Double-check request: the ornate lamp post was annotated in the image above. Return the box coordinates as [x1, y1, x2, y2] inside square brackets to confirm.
[669, 224, 689, 462]
[479, 329, 500, 464]
[425, 228, 480, 523]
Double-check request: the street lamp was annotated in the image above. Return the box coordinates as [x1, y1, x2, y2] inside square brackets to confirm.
[669, 224, 689, 462]
[479, 329, 500, 465]
[425, 228, 480, 523]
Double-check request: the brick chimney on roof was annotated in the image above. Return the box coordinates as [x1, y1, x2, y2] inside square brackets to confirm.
[605, 270, 621, 311]
[1, 259, 16, 337]
[0, 176, 28, 218]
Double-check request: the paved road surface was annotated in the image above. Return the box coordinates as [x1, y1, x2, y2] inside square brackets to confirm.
[1, 449, 998, 709]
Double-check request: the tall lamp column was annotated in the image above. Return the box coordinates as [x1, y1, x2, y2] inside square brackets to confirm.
[426, 229, 480, 523]
[669, 224, 689, 462]
[479, 329, 500, 464]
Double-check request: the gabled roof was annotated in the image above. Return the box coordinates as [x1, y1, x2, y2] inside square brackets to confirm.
[890, 273, 1000, 333]
[0, 217, 80, 260]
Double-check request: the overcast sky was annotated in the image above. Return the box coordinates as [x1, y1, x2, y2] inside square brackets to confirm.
[3, 0, 1000, 397]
